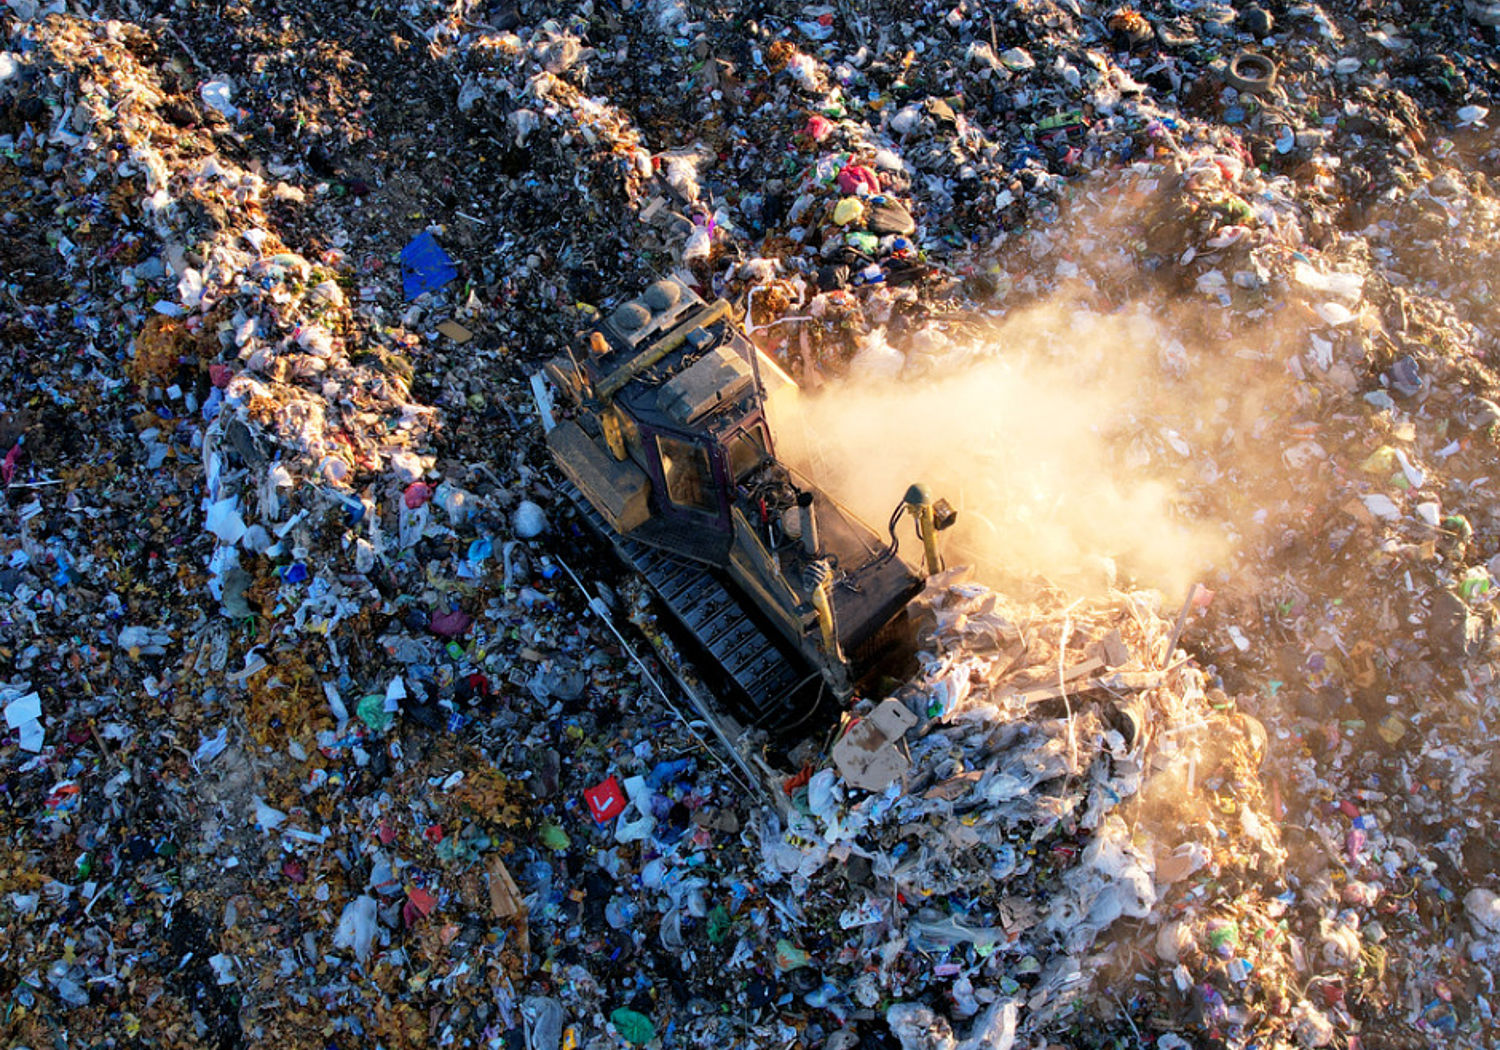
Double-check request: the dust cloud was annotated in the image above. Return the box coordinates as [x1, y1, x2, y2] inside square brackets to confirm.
[766, 298, 1252, 598]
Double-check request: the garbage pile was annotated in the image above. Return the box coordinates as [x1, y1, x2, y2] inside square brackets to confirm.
[4, 0, 1500, 1048]
[768, 571, 1299, 1046]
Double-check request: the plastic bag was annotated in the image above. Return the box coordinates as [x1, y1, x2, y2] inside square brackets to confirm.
[957, 1000, 1016, 1050]
[205, 497, 247, 544]
[513, 500, 548, 538]
[887, 1003, 957, 1050]
[522, 996, 564, 1050]
[199, 77, 238, 119]
[610, 1008, 656, 1045]
[332, 895, 377, 961]
[682, 225, 713, 264]
[850, 328, 905, 380]
[614, 775, 657, 844]
[832, 197, 865, 226]
[1466, 888, 1500, 936]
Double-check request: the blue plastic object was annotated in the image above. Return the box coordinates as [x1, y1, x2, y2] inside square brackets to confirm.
[647, 757, 696, 790]
[400, 231, 457, 299]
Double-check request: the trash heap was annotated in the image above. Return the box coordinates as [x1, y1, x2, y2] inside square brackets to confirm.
[0, 12, 698, 1046]
[4, 0, 1500, 1048]
[759, 570, 1295, 1047]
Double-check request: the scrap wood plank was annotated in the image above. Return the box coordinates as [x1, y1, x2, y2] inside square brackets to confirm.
[1097, 628, 1131, 669]
[922, 769, 983, 800]
[437, 319, 474, 343]
[487, 855, 530, 959]
[486, 855, 525, 920]
[1005, 659, 1165, 706]
[1100, 669, 1165, 691]
[1004, 656, 1105, 704]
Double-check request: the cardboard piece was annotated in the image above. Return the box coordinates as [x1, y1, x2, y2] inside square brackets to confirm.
[832, 698, 918, 792]
[437, 320, 473, 343]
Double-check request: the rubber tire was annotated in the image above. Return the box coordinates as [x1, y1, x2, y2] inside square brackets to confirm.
[1226, 51, 1278, 95]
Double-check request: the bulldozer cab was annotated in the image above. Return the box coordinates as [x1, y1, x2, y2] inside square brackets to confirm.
[544, 277, 778, 566]
[643, 414, 776, 528]
[648, 422, 771, 529]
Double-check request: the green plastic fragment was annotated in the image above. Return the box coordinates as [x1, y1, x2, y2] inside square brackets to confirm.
[357, 694, 392, 732]
[610, 1008, 656, 1045]
[707, 904, 731, 945]
[538, 822, 571, 851]
[774, 938, 811, 971]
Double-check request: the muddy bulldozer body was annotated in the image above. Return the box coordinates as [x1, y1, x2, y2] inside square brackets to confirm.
[538, 277, 946, 735]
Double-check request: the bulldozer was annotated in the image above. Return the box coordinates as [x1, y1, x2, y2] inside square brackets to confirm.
[535, 276, 955, 737]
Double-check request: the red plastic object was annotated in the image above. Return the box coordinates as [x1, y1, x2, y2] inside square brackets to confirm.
[585, 775, 627, 823]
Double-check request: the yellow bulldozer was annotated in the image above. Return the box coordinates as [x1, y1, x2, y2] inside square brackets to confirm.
[535, 276, 955, 735]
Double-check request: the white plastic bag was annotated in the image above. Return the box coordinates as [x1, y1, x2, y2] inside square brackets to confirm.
[521, 996, 564, 1050]
[957, 1000, 1016, 1050]
[887, 1003, 956, 1050]
[614, 775, 657, 844]
[332, 895, 377, 961]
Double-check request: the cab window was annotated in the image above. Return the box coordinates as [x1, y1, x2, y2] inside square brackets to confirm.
[657, 435, 716, 512]
[727, 425, 769, 480]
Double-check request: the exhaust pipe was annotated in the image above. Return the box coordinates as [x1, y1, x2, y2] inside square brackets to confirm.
[797, 491, 819, 556]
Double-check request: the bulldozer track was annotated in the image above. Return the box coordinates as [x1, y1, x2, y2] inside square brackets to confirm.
[560, 481, 811, 726]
